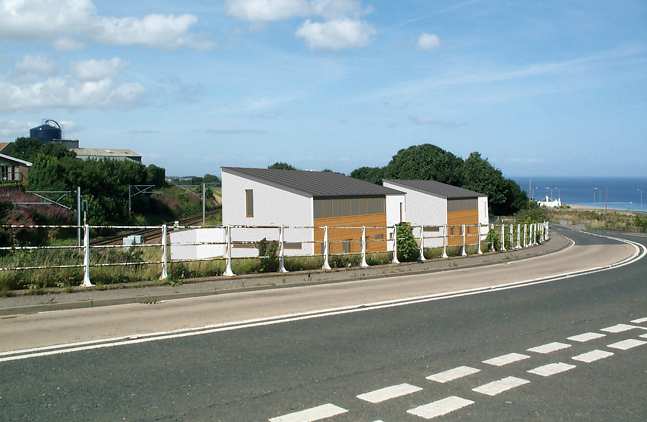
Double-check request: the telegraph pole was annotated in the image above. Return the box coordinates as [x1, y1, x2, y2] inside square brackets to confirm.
[202, 182, 206, 225]
[77, 186, 81, 247]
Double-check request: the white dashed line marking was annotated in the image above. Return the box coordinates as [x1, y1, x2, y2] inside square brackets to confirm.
[572, 349, 614, 363]
[269, 404, 347, 422]
[472, 376, 530, 396]
[527, 362, 576, 377]
[567, 332, 606, 343]
[426, 366, 481, 383]
[630, 317, 647, 324]
[357, 383, 423, 403]
[640, 334, 647, 339]
[527, 342, 571, 354]
[482, 353, 530, 367]
[601, 324, 638, 333]
[407, 396, 474, 419]
[607, 339, 647, 350]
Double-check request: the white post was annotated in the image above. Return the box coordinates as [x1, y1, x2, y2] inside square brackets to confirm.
[80, 224, 93, 287]
[360, 226, 369, 268]
[418, 226, 426, 261]
[391, 225, 399, 264]
[322, 226, 331, 271]
[489, 224, 495, 252]
[523, 224, 528, 248]
[509, 224, 514, 250]
[223, 225, 235, 276]
[545, 221, 550, 240]
[477, 224, 483, 255]
[461, 224, 467, 256]
[531, 223, 536, 246]
[160, 224, 168, 280]
[516, 223, 521, 249]
[442, 225, 449, 258]
[77, 186, 81, 247]
[537, 224, 543, 244]
[279, 225, 288, 273]
[500, 224, 506, 252]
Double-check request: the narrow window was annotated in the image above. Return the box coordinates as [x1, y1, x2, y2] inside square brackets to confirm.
[343, 239, 352, 254]
[399, 202, 404, 222]
[245, 189, 254, 218]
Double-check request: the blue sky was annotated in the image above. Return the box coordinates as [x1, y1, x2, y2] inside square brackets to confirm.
[1, 0, 646, 177]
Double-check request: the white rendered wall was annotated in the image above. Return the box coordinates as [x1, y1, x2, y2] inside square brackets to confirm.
[478, 196, 489, 239]
[170, 228, 226, 260]
[222, 170, 314, 256]
[385, 193, 406, 252]
[383, 182, 447, 248]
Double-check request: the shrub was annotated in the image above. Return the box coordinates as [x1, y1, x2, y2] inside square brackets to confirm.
[486, 227, 499, 251]
[396, 222, 420, 262]
[257, 238, 279, 273]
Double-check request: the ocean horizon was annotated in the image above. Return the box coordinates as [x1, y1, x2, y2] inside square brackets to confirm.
[513, 176, 647, 213]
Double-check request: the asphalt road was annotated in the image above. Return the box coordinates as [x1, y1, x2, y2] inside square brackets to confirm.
[1, 228, 646, 421]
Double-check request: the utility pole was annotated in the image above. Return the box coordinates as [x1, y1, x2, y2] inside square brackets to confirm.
[77, 186, 81, 247]
[202, 182, 206, 225]
[128, 184, 132, 218]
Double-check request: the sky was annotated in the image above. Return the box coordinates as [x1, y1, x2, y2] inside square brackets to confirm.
[1, 0, 646, 178]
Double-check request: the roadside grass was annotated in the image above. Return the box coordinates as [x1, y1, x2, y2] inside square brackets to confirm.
[548, 208, 647, 233]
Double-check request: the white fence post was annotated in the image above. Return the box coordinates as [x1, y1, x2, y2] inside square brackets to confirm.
[461, 224, 468, 256]
[418, 226, 427, 261]
[545, 221, 550, 240]
[160, 224, 168, 280]
[531, 223, 536, 246]
[80, 224, 93, 287]
[509, 224, 514, 251]
[523, 224, 528, 248]
[516, 223, 521, 249]
[322, 226, 332, 271]
[360, 226, 369, 268]
[279, 225, 288, 273]
[223, 225, 235, 277]
[489, 224, 495, 252]
[391, 225, 400, 264]
[442, 225, 449, 258]
[500, 224, 506, 252]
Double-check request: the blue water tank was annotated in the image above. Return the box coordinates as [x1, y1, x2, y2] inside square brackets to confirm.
[29, 120, 62, 143]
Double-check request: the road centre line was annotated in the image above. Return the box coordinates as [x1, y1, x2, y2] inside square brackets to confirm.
[407, 396, 474, 419]
[567, 332, 606, 342]
[1, 231, 644, 364]
[607, 339, 647, 350]
[268, 403, 347, 422]
[527, 362, 576, 377]
[472, 376, 530, 396]
[527, 342, 571, 354]
[482, 353, 530, 367]
[572, 349, 614, 363]
[426, 366, 480, 383]
[357, 383, 422, 403]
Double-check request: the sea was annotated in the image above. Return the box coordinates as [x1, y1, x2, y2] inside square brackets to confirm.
[513, 177, 647, 213]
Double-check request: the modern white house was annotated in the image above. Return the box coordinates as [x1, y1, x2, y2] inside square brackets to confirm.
[382, 179, 489, 247]
[171, 167, 405, 260]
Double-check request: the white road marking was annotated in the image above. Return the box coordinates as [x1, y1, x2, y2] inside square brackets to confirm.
[601, 324, 638, 333]
[482, 353, 530, 367]
[630, 317, 647, 324]
[572, 349, 614, 363]
[472, 376, 530, 396]
[407, 396, 474, 419]
[527, 342, 571, 354]
[640, 334, 647, 339]
[269, 404, 347, 422]
[1, 232, 644, 364]
[357, 383, 422, 403]
[607, 339, 647, 350]
[567, 332, 606, 342]
[527, 362, 576, 377]
[426, 366, 481, 383]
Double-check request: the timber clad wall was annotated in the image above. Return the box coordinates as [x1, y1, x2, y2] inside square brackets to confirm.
[314, 212, 387, 254]
[447, 208, 479, 246]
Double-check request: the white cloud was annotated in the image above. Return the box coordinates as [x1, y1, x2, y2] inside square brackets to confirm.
[225, 0, 310, 22]
[0, 0, 208, 49]
[309, 0, 368, 19]
[417, 33, 441, 50]
[53, 37, 85, 51]
[296, 18, 375, 49]
[72, 58, 123, 81]
[15, 55, 56, 75]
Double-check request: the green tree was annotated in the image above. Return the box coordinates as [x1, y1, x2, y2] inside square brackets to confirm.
[396, 222, 420, 262]
[384, 144, 464, 185]
[268, 162, 297, 170]
[3, 138, 74, 162]
[350, 166, 385, 184]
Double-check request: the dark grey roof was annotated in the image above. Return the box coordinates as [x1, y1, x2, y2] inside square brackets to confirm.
[222, 167, 404, 198]
[383, 179, 486, 199]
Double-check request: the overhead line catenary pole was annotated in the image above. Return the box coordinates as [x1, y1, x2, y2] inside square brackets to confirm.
[77, 187, 81, 247]
[202, 183, 206, 226]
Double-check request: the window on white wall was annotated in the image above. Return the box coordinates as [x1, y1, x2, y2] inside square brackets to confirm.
[399, 202, 404, 222]
[245, 189, 254, 218]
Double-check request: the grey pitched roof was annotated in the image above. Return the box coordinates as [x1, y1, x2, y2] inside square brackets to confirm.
[222, 167, 404, 198]
[383, 179, 486, 199]
[0, 153, 32, 167]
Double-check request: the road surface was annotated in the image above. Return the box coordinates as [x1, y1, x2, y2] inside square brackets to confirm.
[1, 227, 645, 421]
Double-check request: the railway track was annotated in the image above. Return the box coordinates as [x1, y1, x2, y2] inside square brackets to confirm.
[92, 214, 209, 246]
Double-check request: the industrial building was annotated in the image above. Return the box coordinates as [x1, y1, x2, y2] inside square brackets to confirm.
[72, 148, 142, 163]
[29, 120, 79, 149]
[0, 153, 32, 183]
[382, 179, 489, 247]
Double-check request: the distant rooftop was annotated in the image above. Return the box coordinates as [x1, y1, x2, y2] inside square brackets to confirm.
[72, 148, 141, 158]
[0, 152, 32, 167]
[223, 167, 404, 198]
[383, 179, 486, 199]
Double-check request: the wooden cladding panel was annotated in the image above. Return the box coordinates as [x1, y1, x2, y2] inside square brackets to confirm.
[314, 212, 387, 254]
[447, 209, 479, 246]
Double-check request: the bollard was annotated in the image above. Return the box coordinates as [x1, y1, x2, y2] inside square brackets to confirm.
[80, 224, 93, 287]
[160, 224, 168, 281]
[223, 225, 235, 276]
[322, 226, 332, 271]
[278, 225, 288, 273]
[500, 224, 506, 252]
[477, 224, 483, 255]
[391, 225, 400, 264]
[516, 223, 521, 249]
[360, 226, 369, 268]
[418, 226, 427, 261]
[442, 225, 449, 258]
[461, 224, 468, 256]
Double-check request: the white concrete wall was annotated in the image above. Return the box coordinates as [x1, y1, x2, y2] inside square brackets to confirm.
[478, 196, 489, 240]
[222, 170, 314, 257]
[385, 193, 406, 252]
[170, 228, 226, 260]
[383, 182, 447, 248]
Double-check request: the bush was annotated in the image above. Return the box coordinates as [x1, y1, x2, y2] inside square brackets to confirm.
[396, 222, 420, 262]
[257, 238, 279, 273]
[486, 227, 499, 251]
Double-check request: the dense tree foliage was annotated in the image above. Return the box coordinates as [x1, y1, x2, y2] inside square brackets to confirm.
[268, 162, 297, 170]
[351, 144, 529, 216]
[4, 138, 74, 162]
